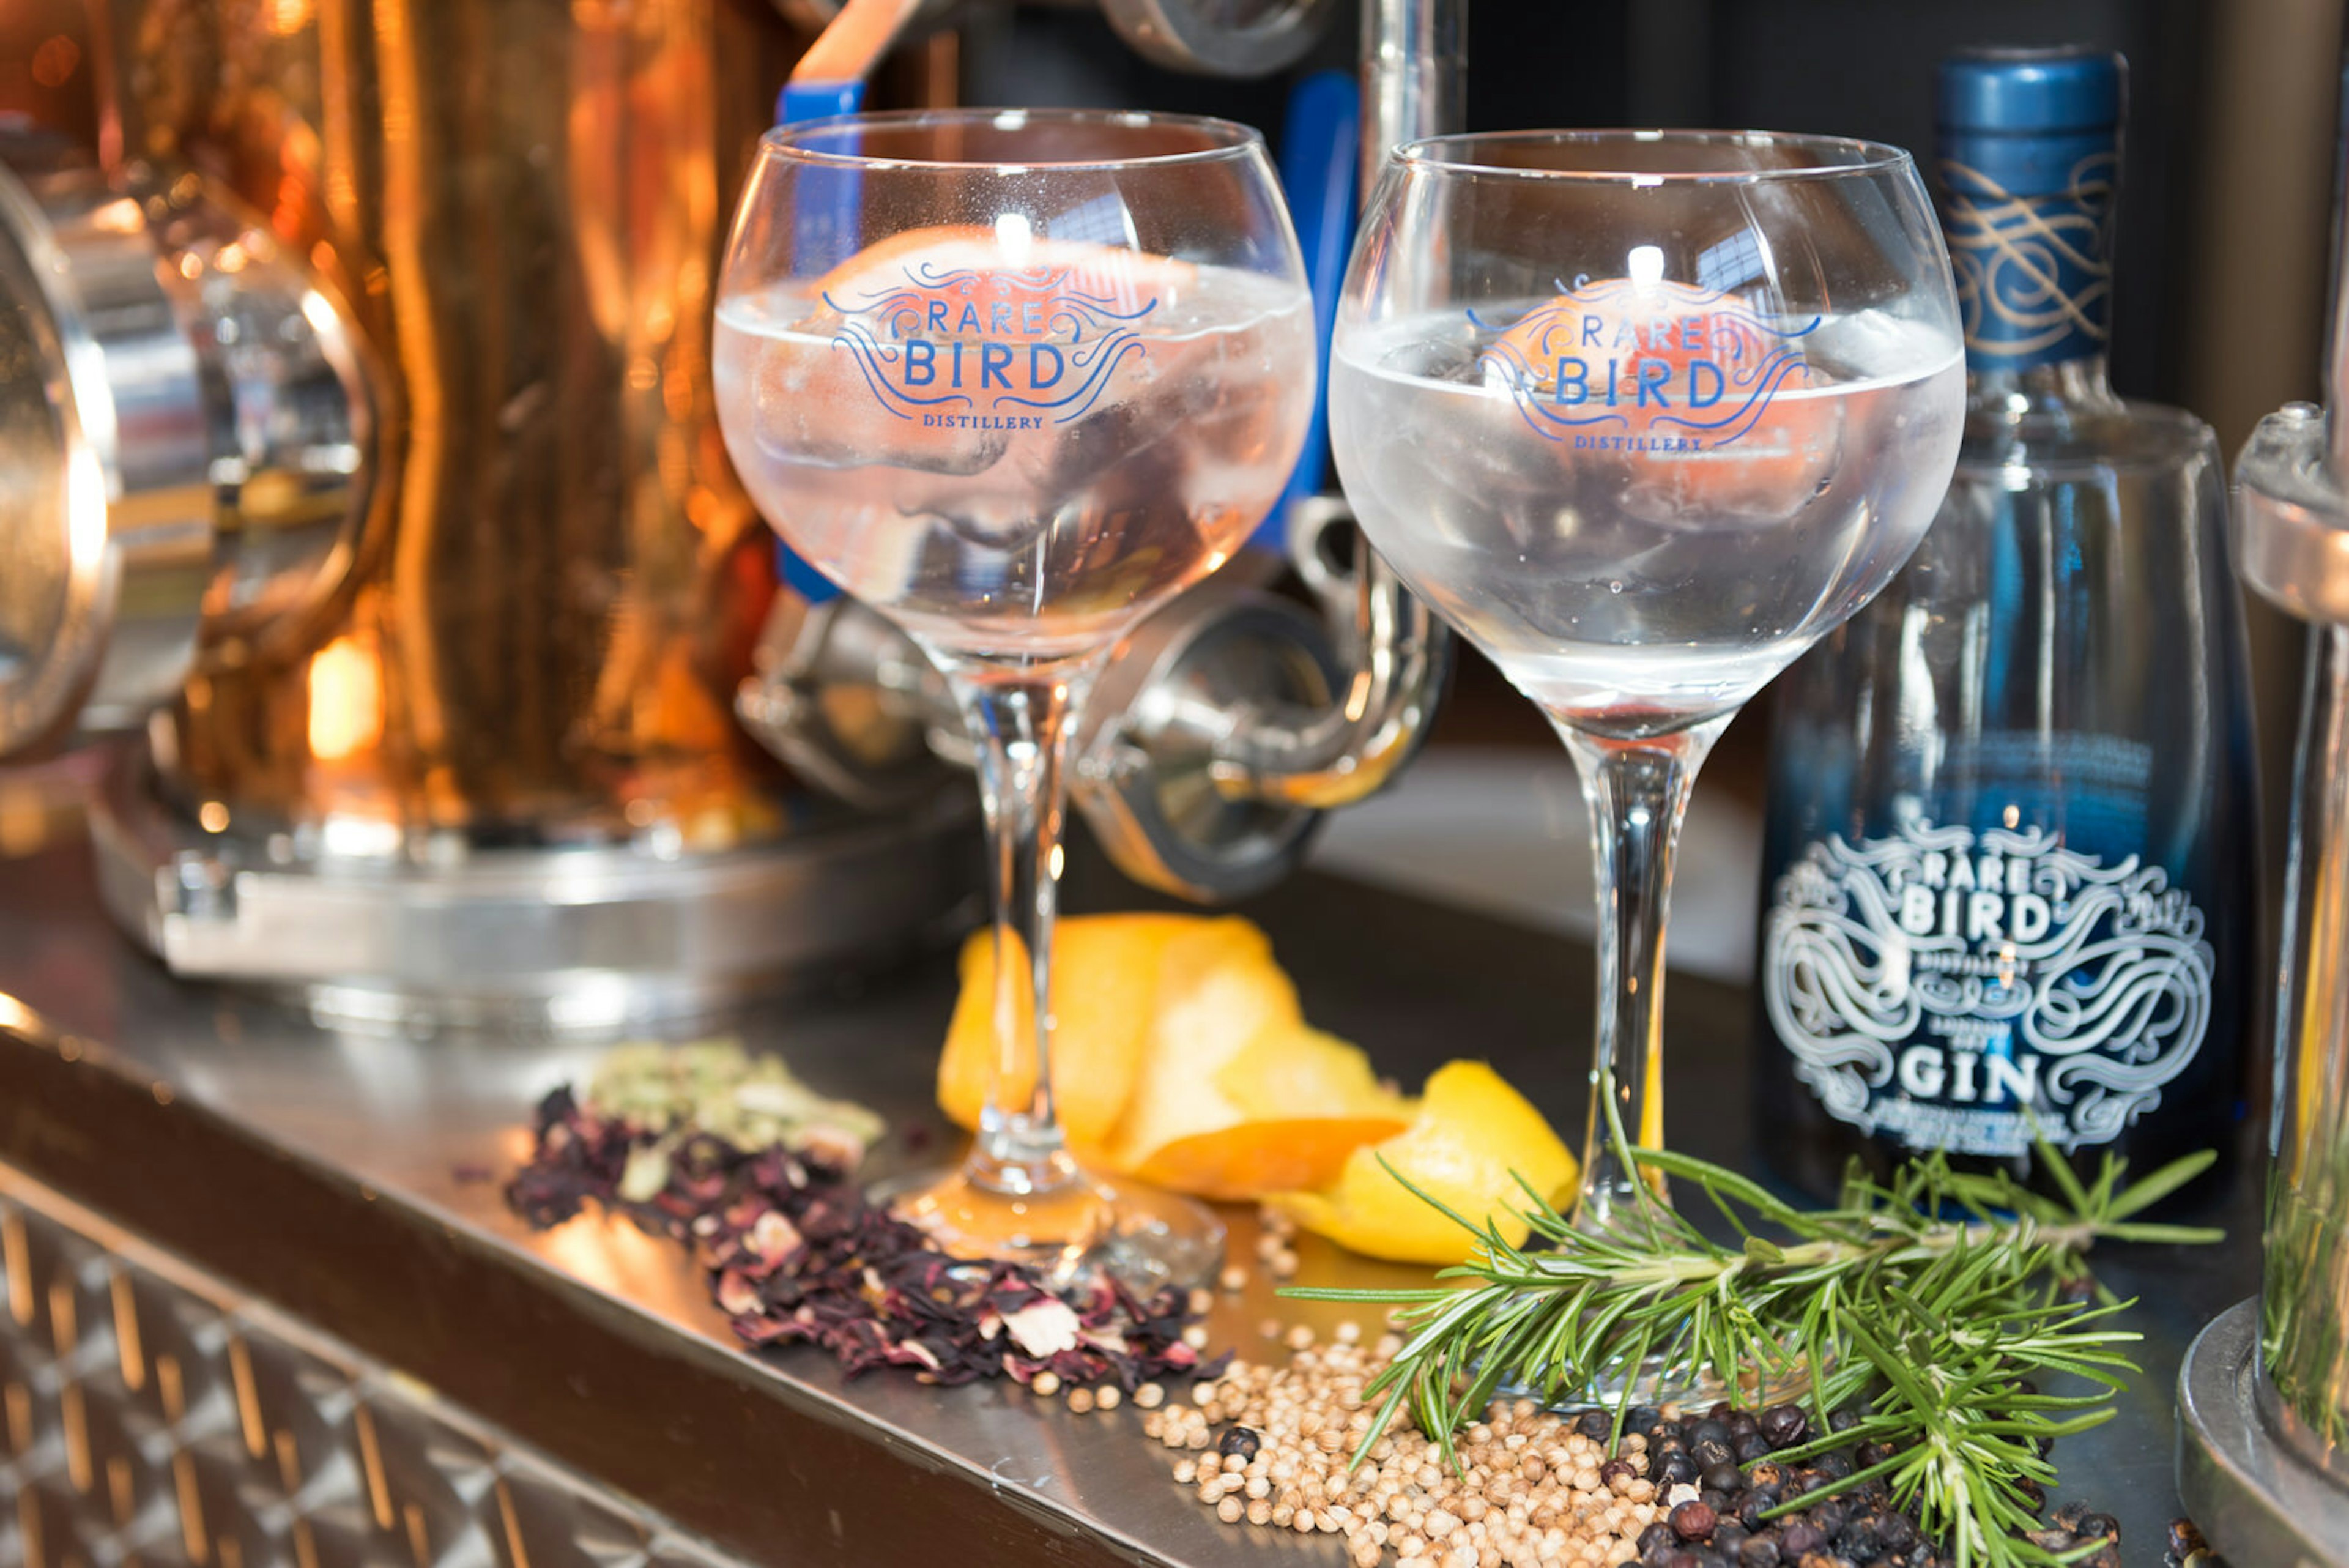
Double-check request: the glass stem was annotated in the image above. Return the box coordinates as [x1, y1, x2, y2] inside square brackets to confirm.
[948, 656, 1100, 1198]
[1556, 716, 1727, 1228]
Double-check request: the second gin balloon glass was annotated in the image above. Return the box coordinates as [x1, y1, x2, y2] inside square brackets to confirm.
[716, 110, 1316, 1286]
[1328, 132, 1965, 1225]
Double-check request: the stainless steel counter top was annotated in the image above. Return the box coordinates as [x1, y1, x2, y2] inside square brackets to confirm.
[0, 827, 2260, 1566]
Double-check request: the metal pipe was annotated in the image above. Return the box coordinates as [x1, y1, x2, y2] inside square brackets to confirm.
[1359, 0, 1466, 198]
[1203, 0, 1461, 812]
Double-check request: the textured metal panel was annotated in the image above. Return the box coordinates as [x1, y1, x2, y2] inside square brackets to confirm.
[0, 1172, 743, 1568]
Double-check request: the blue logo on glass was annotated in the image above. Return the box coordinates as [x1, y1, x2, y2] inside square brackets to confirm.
[1471, 277, 1822, 451]
[823, 261, 1159, 429]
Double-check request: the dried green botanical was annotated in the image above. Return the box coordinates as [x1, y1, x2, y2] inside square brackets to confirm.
[585, 1039, 883, 1197]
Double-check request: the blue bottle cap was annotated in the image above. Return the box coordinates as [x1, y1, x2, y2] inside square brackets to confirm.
[1937, 46, 2123, 201]
[1939, 46, 2123, 136]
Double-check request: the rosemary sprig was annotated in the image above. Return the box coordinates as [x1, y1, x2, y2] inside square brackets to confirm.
[1287, 1140, 2221, 1568]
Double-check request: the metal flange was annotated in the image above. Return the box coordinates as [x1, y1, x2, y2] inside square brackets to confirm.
[2178, 1299, 2349, 1567]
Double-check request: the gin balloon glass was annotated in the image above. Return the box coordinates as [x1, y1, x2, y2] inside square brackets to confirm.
[1327, 132, 1965, 1227]
[715, 110, 1315, 1287]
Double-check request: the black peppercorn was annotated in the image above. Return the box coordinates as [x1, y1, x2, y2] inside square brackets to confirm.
[1658, 1452, 1701, 1487]
[1673, 1500, 1720, 1541]
[1713, 1522, 1749, 1556]
[1739, 1490, 1781, 1529]
[1217, 1425, 1260, 1459]
[1703, 1462, 1746, 1495]
[1691, 1418, 1732, 1447]
[1759, 1404, 1808, 1447]
[1728, 1410, 1761, 1440]
[1778, 1522, 1826, 1556]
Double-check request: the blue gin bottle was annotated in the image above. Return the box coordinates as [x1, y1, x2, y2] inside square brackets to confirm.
[1752, 46, 2257, 1197]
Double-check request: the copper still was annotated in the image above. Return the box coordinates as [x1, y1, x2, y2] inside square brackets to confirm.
[1, 0, 970, 1027]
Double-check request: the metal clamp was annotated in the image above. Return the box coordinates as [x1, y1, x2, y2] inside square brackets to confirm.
[0, 138, 374, 761]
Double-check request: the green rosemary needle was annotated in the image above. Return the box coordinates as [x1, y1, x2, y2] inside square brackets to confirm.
[1286, 1140, 2221, 1568]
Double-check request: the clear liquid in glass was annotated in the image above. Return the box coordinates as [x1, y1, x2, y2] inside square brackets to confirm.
[716, 240, 1316, 661]
[1329, 303, 1965, 732]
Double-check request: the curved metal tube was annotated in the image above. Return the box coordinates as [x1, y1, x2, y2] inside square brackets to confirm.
[1198, 0, 1463, 812]
[1204, 503, 1449, 809]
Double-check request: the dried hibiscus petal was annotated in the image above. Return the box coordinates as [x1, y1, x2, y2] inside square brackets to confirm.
[504, 1084, 1213, 1394]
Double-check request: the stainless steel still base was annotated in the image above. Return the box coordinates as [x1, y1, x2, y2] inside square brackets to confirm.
[2178, 1298, 2349, 1567]
[0, 828, 2265, 1566]
[91, 756, 979, 1031]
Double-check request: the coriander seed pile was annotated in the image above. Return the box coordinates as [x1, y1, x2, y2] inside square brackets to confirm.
[1140, 1322, 1651, 1568]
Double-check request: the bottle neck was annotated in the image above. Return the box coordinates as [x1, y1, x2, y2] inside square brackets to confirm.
[1965, 353, 2121, 414]
[1935, 127, 2120, 407]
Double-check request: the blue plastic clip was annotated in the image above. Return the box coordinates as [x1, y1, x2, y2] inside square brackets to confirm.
[1261, 69, 1360, 551]
[766, 78, 867, 607]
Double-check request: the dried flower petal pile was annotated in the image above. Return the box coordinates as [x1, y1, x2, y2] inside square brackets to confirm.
[507, 1085, 1224, 1389]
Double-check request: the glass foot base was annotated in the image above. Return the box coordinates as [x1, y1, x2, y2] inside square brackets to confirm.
[877, 1163, 1226, 1296]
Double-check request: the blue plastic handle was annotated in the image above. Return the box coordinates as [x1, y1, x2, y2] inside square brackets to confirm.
[778, 80, 864, 124]
[768, 78, 867, 607]
[1261, 70, 1361, 550]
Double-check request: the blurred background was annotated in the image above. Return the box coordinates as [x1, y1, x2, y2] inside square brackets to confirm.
[0, 0, 2336, 979]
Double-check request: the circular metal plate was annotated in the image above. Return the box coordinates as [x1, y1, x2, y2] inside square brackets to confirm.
[2178, 1298, 2349, 1567]
[0, 155, 212, 759]
[0, 166, 106, 756]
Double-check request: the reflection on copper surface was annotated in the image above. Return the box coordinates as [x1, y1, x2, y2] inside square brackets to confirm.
[305, 633, 380, 762]
[103, 0, 809, 843]
[0, 0, 97, 144]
